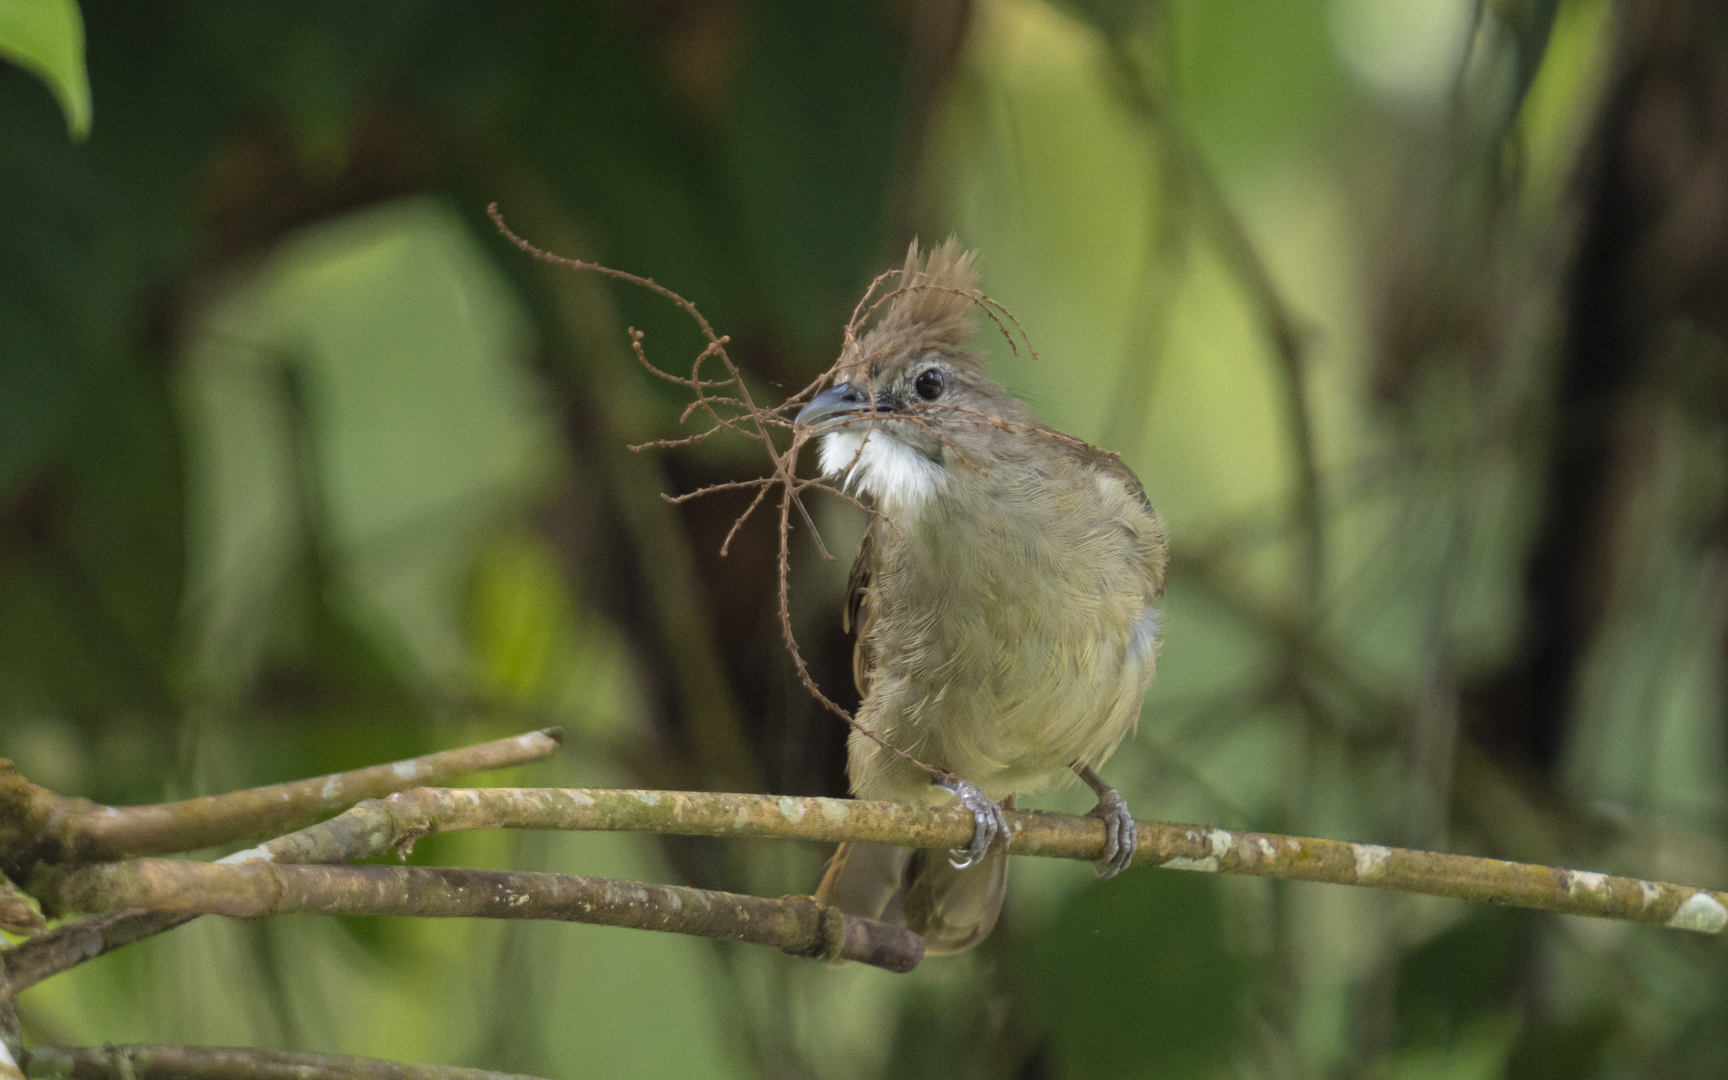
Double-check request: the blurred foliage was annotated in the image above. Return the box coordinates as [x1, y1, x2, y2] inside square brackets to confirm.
[2, 0, 1727, 1077]
[1028, 870, 1255, 1079]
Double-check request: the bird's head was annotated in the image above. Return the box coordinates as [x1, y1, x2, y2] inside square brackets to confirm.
[795, 239, 1027, 513]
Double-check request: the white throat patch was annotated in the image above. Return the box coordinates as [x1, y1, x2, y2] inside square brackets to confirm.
[819, 429, 948, 512]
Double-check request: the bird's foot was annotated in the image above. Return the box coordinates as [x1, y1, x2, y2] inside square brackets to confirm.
[935, 777, 1009, 871]
[1085, 785, 1138, 880]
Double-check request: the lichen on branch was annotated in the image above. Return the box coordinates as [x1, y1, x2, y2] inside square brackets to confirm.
[239, 785, 1728, 936]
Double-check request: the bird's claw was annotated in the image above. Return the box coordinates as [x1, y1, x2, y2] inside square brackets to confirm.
[937, 778, 1008, 870]
[1087, 787, 1137, 879]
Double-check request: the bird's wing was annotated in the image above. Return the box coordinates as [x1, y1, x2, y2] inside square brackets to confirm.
[1058, 432, 1154, 511]
[1057, 432, 1170, 600]
[845, 527, 876, 699]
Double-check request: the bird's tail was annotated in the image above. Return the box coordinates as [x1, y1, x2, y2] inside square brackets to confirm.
[815, 840, 1008, 955]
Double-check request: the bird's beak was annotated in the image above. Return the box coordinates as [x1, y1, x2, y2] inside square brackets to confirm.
[795, 382, 873, 427]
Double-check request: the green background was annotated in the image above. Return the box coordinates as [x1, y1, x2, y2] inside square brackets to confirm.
[3, 0, 1726, 1076]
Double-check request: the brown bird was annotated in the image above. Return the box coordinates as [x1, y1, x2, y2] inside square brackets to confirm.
[798, 240, 1168, 954]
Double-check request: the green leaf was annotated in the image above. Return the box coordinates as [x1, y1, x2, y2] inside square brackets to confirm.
[0, 0, 90, 139]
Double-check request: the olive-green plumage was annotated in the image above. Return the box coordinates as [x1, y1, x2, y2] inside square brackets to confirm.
[802, 240, 1167, 954]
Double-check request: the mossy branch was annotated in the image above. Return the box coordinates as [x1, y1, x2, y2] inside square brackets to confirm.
[224, 785, 1728, 936]
[7, 749, 1725, 1022]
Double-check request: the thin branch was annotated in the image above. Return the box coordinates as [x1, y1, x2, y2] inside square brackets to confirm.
[3, 730, 562, 867]
[3, 909, 197, 1000]
[34, 862, 923, 973]
[237, 787, 1728, 936]
[20, 1044, 547, 1080]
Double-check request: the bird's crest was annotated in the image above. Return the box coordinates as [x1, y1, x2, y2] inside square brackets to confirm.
[848, 238, 984, 374]
[878, 238, 979, 346]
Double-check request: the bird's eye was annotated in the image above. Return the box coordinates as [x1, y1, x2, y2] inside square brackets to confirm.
[914, 368, 944, 401]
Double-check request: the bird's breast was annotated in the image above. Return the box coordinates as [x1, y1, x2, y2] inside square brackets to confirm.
[856, 468, 1160, 796]
[820, 430, 948, 514]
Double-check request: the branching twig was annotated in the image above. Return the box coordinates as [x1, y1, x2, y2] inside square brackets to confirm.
[33, 862, 923, 973]
[1, 730, 562, 868]
[19, 1043, 547, 1080]
[224, 786, 1728, 936]
[3, 909, 199, 999]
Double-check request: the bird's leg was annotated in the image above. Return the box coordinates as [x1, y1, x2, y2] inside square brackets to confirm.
[934, 777, 1010, 870]
[1075, 763, 1137, 879]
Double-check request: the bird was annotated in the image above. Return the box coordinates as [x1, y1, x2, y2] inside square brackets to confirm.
[796, 239, 1168, 954]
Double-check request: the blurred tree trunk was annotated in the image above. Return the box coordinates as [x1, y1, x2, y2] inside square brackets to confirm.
[1465, 0, 1728, 777]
